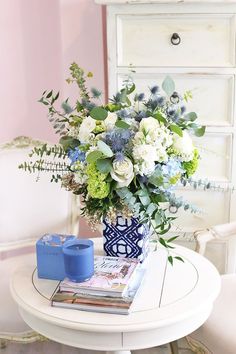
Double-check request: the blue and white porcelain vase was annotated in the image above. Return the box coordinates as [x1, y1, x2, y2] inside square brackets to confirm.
[103, 216, 150, 262]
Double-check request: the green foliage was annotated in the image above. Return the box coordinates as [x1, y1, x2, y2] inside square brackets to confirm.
[162, 76, 175, 96]
[169, 124, 183, 137]
[90, 107, 108, 121]
[59, 136, 80, 152]
[115, 120, 130, 129]
[97, 140, 113, 157]
[96, 159, 112, 174]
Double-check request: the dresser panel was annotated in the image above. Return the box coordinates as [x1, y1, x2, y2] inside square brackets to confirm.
[117, 14, 236, 67]
[117, 73, 234, 126]
[193, 133, 232, 182]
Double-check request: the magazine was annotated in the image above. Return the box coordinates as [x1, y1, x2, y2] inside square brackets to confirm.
[60, 255, 140, 297]
[51, 267, 146, 315]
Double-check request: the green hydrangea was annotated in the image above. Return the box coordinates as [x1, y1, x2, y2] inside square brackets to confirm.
[94, 121, 105, 134]
[182, 149, 199, 177]
[86, 162, 110, 199]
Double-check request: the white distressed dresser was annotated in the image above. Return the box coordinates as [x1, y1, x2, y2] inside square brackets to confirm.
[96, 0, 236, 273]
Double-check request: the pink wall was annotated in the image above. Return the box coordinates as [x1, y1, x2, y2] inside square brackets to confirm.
[0, 0, 105, 144]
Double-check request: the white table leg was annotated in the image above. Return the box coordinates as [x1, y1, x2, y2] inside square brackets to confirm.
[106, 351, 131, 354]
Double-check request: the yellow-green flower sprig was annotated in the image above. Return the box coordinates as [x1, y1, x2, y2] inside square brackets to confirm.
[86, 162, 110, 199]
[182, 149, 199, 177]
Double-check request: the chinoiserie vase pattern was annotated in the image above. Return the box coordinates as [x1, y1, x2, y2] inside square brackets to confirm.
[103, 216, 150, 262]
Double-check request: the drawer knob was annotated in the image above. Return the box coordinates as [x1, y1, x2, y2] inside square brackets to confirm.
[171, 33, 181, 46]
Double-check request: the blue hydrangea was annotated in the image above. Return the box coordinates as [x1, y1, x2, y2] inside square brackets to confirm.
[68, 147, 86, 163]
[162, 158, 183, 178]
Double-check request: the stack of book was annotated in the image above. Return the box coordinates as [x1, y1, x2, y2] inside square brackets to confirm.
[51, 255, 146, 315]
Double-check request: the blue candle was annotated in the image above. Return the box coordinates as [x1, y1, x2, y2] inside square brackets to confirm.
[62, 239, 94, 282]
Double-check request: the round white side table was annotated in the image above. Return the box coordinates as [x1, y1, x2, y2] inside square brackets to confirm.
[10, 241, 221, 354]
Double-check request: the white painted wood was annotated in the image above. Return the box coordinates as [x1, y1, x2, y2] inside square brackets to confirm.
[106, 351, 131, 354]
[118, 73, 234, 127]
[10, 240, 220, 351]
[117, 14, 235, 67]
[104, 0, 236, 272]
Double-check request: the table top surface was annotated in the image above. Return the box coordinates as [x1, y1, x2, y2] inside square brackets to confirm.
[10, 239, 221, 334]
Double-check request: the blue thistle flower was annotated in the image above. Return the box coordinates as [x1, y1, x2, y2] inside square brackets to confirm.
[104, 129, 131, 152]
[150, 85, 159, 95]
[134, 93, 145, 102]
[115, 152, 125, 161]
[135, 111, 146, 122]
[181, 105, 186, 114]
[81, 99, 96, 111]
[156, 96, 166, 107]
[118, 109, 131, 119]
[91, 87, 102, 99]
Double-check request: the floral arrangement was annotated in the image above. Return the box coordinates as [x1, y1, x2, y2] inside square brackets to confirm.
[20, 63, 205, 256]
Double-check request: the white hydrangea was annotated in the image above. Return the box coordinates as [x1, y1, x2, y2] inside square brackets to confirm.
[132, 117, 172, 174]
[133, 144, 158, 162]
[78, 116, 96, 143]
[134, 160, 156, 177]
[171, 130, 194, 162]
[73, 162, 88, 185]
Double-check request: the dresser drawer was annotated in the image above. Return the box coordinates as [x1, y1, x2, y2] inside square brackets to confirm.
[117, 14, 235, 67]
[117, 73, 234, 126]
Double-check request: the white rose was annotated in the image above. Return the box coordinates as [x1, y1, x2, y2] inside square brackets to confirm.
[103, 112, 117, 131]
[172, 130, 194, 161]
[78, 116, 96, 143]
[78, 131, 95, 143]
[133, 144, 158, 162]
[111, 157, 134, 188]
[139, 117, 160, 133]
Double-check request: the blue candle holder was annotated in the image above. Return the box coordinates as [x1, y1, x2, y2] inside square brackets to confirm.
[62, 239, 94, 282]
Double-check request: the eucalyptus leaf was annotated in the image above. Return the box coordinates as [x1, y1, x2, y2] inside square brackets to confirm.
[127, 83, 135, 94]
[116, 187, 129, 199]
[115, 120, 130, 129]
[155, 211, 162, 226]
[96, 159, 112, 173]
[148, 170, 164, 187]
[184, 112, 197, 122]
[139, 195, 150, 206]
[162, 76, 175, 96]
[97, 140, 113, 157]
[120, 88, 127, 103]
[169, 124, 183, 137]
[86, 150, 104, 163]
[59, 136, 80, 151]
[194, 126, 206, 137]
[90, 107, 108, 121]
[146, 203, 157, 215]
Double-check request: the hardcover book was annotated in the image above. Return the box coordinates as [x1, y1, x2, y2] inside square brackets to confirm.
[59, 255, 140, 297]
